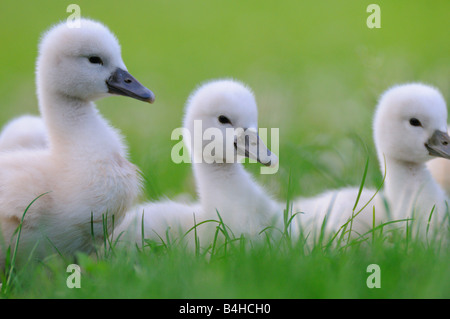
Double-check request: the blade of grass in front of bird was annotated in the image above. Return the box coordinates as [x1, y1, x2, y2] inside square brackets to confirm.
[193, 213, 199, 257]
[112, 231, 125, 250]
[283, 169, 294, 245]
[102, 213, 110, 258]
[210, 225, 221, 259]
[405, 216, 411, 252]
[357, 218, 412, 240]
[328, 155, 387, 248]
[347, 157, 369, 246]
[148, 229, 168, 251]
[426, 205, 435, 246]
[141, 210, 145, 249]
[44, 235, 66, 261]
[90, 212, 99, 260]
[4, 192, 50, 295]
[372, 206, 376, 246]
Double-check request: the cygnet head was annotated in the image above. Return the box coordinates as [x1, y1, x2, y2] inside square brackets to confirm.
[374, 83, 450, 165]
[36, 18, 154, 104]
[183, 79, 277, 166]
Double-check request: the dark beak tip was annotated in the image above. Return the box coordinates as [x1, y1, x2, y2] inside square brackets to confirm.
[263, 160, 272, 167]
[142, 91, 155, 104]
[426, 130, 450, 159]
[107, 68, 155, 104]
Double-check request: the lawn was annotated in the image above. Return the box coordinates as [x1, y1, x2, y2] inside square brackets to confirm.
[0, 0, 449, 300]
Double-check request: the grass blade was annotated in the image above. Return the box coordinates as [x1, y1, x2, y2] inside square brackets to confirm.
[3, 192, 50, 295]
[347, 156, 370, 245]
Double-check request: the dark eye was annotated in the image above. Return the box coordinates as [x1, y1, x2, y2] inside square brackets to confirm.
[218, 115, 232, 125]
[88, 56, 103, 65]
[409, 118, 422, 127]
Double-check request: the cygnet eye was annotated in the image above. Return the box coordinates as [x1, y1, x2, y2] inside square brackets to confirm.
[409, 118, 422, 127]
[88, 56, 103, 65]
[218, 115, 232, 125]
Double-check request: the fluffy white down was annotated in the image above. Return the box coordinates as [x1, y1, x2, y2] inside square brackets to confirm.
[114, 200, 202, 246]
[427, 145, 450, 195]
[114, 80, 282, 248]
[291, 187, 379, 244]
[0, 115, 48, 151]
[292, 83, 449, 243]
[0, 19, 146, 268]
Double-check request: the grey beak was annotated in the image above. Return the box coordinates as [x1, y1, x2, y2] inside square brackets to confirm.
[234, 128, 278, 167]
[425, 130, 450, 159]
[106, 68, 155, 103]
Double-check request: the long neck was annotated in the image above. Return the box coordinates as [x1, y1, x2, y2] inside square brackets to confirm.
[194, 162, 247, 206]
[193, 161, 280, 232]
[380, 153, 445, 218]
[38, 90, 125, 161]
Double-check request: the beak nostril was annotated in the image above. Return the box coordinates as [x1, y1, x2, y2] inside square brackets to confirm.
[106, 68, 154, 103]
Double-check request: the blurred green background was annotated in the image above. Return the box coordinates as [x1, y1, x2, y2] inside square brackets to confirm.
[0, 0, 449, 202]
[1, 0, 449, 300]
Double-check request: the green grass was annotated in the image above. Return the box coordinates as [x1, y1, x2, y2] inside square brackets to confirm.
[2, 207, 449, 299]
[0, 0, 449, 299]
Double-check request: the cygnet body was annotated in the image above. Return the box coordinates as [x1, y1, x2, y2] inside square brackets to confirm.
[293, 83, 450, 242]
[0, 19, 155, 268]
[0, 115, 47, 151]
[115, 80, 281, 248]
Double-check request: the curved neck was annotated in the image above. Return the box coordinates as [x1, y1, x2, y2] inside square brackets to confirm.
[381, 156, 429, 194]
[380, 153, 444, 217]
[38, 89, 125, 160]
[193, 161, 280, 224]
[193, 162, 247, 202]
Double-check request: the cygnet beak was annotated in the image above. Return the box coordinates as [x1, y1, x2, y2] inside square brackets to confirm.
[425, 130, 450, 159]
[234, 128, 278, 167]
[106, 68, 155, 103]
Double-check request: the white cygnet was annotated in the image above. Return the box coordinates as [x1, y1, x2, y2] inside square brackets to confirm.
[115, 79, 281, 249]
[0, 115, 47, 151]
[0, 18, 155, 268]
[293, 83, 450, 243]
